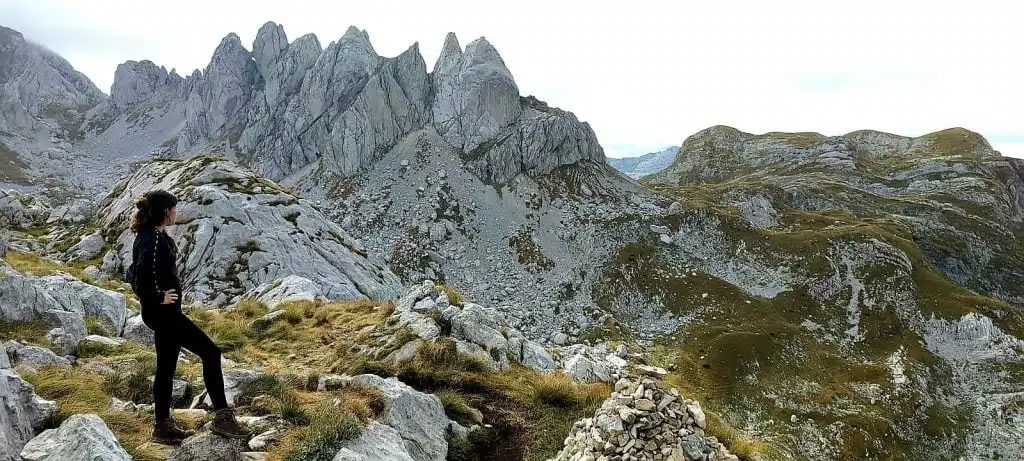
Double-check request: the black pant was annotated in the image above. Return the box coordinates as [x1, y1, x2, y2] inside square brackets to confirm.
[142, 308, 228, 421]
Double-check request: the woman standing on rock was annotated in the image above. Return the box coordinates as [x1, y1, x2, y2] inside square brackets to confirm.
[128, 189, 250, 444]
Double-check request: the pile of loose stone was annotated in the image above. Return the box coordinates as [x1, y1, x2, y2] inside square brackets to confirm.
[551, 372, 738, 461]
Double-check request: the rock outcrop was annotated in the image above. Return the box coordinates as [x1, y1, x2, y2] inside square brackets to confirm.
[97, 156, 402, 305]
[19, 414, 131, 461]
[316, 374, 455, 461]
[333, 421, 417, 461]
[0, 359, 57, 461]
[552, 376, 737, 461]
[244, 275, 325, 307]
[386, 281, 625, 381]
[0, 263, 88, 342]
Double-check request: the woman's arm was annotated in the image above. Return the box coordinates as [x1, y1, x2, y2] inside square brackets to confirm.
[133, 232, 166, 306]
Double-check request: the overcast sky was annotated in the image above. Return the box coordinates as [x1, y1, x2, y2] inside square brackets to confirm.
[3, 0, 1022, 158]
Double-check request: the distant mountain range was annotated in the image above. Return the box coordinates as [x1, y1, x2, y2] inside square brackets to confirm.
[606, 146, 678, 178]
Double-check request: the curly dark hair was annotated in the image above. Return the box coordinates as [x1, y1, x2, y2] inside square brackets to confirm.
[131, 190, 178, 232]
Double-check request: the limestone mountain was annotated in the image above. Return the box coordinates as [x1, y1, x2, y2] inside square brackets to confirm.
[78, 23, 604, 189]
[0, 19, 1023, 461]
[607, 146, 679, 179]
[0, 25, 106, 187]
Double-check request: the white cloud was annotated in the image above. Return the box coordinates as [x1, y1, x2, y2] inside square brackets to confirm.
[2, 0, 1021, 157]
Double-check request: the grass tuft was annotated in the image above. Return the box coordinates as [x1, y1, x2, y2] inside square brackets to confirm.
[277, 403, 364, 461]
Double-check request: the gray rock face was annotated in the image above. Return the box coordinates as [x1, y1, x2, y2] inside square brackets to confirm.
[179, 33, 256, 150]
[0, 369, 57, 461]
[67, 23, 600, 188]
[97, 157, 402, 306]
[110, 60, 183, 111]
[349, 374, 449, 461]
[333, 422, 416, 461]
[0, 26, 105, 135]
[0, 235, 6, 258]
[431, 34, 521, 154]
[19, 414, 131, 461]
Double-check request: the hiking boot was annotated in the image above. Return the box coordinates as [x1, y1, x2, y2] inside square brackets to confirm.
[211, 408, 251, 439]
[153, 418, 195, 445]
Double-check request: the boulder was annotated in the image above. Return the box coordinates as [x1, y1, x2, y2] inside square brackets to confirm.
[0, 266, 86, 342]
[35, 274, 130, 336]
[332, 422, 416, 461]
[245, 275, 324, 307]
[247, 428, 285, 451]
[3, 342, 71, 371]
[350, 375, 449, 461]
[204, 369, 260, 407]
[0, 235, 6, 258]
[67, 232, 105, 262]
[0, 369, 57, 461]
[81, 335, 125, 349]
[520, 341, 555, 372]
[563, 353, 612, 383]
[169, 432, 248, 461]
[19, 414, 131, 461]
[121, 315, 154, 346]
[46, 328, 78, 355]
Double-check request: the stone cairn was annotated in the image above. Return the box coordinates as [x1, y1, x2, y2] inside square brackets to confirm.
[551, 372, 738, 461]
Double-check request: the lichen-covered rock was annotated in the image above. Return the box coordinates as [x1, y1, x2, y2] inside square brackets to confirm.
[19, 414, 131, 461]
[98, 157, 402, 306]
[110, 60, 183, 111]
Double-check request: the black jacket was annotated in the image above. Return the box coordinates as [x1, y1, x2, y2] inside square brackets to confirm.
[132, 228, 182, 311]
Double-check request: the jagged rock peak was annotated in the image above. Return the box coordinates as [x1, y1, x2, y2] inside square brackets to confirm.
[433, 32, 462, 73]
[252, 21, 288, 75]
[110, 60, 182, 110]
[431, 33, 521, 153]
